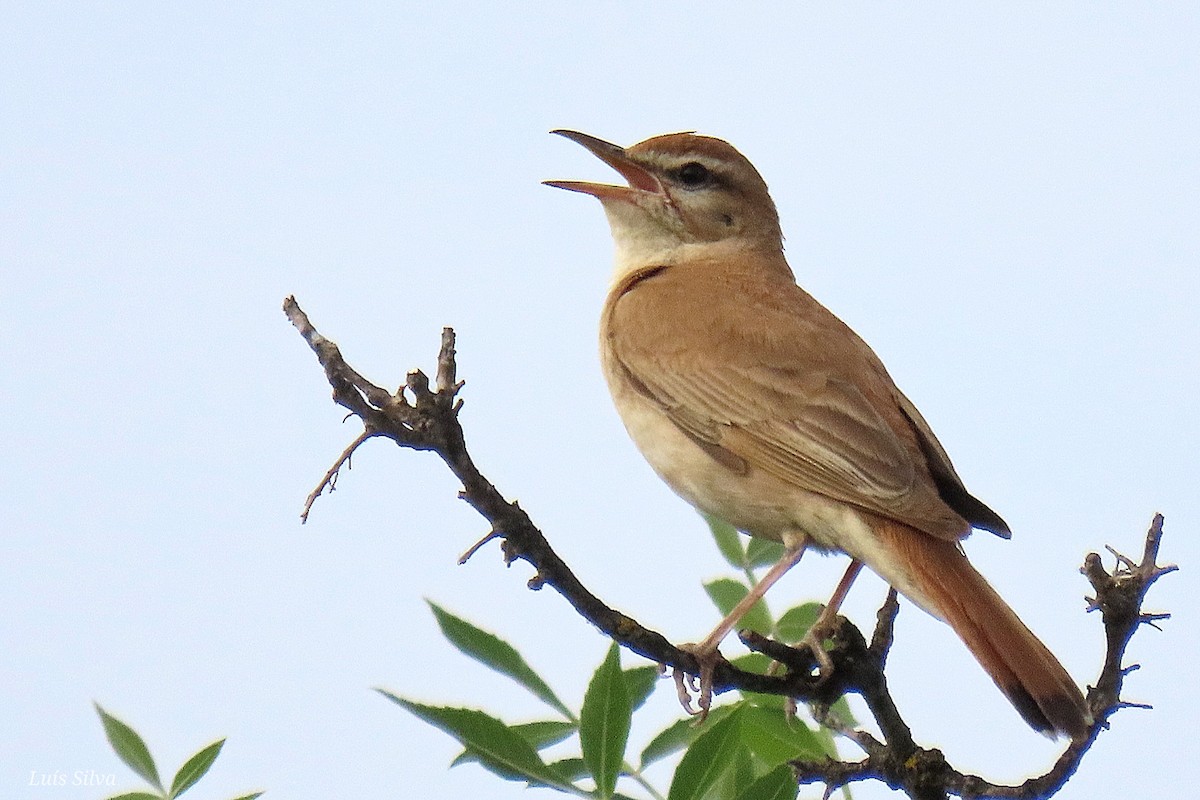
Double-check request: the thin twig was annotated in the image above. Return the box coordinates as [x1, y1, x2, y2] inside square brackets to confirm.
[301, 430, 374, 523]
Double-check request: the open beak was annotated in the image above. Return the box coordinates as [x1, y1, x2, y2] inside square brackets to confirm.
[543, 130, 663, 201]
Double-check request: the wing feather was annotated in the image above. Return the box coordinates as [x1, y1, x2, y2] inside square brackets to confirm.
[635, 358, 916, 508]
[603, 261, 981, 540]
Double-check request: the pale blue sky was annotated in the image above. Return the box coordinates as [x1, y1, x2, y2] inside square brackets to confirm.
[3, 4, 1197, 799]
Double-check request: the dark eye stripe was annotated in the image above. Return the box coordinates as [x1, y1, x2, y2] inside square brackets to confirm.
[676, 161, 711, 188]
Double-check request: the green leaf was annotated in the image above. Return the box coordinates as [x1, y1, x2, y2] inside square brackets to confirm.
[700, 743, 756, 800]
[378, 692, 573, 791]
[728, 652, 773, 676]
[104, 794, 162, 800]
[733, 764, 798, 800]
[667, 706, 745, 800]
[702, 513, 745, 569]
[740, 706, 825, 765]
[428, 601, 572, 718]
[776, 603, 822, 642]
[624, 666, 659, 712]
[640, 704, 738, 768]
[547, 757, 590, 781]
[703, 579, 773, 635]
[639, 718, 693, 768]
[726, 653, 791, 708]
[829, 696, 858, 727]
[738, 690, 788, 711]
[579, 643, 632, 798]
[745, 538, 786, 570]
[727, 744, 756, 797]
[227, 794, 264, 800]
[168, 739, 224, 798]
[95, 704, 163, 792]
[514, 719, 579, 749]
[724, 652, 772, 676]
[451, 720, 577, 767]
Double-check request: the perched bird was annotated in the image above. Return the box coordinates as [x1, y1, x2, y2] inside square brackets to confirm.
[545, 129, 1091, 739]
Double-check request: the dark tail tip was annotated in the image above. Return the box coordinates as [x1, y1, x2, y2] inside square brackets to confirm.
[1004, 682, 1091, 739]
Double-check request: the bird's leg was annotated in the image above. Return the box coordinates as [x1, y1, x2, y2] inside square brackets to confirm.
[796, 559, 864, 682]
[675, 537, 810, 717]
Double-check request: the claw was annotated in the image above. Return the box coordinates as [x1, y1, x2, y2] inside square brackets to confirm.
[799, 626, 837, 683]
[784, 696, 798, 721]
[673, 644, 726, 721]
[672, 666, 698, 715]
[696, 658, 716, 718]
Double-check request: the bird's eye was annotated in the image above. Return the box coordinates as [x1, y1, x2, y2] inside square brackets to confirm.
[676, 162, 711, 188]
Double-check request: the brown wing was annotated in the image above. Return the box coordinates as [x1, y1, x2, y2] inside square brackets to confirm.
[647, 363, 916, 503]
[894, 389, 1011, 537]
[605, 260, 974, 541]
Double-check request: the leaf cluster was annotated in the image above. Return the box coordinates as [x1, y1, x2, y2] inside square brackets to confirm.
[94, 704, 262, 800]
[385, 517, 851, 799]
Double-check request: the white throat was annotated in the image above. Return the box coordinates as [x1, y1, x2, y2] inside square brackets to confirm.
[601, 202, 768, 287]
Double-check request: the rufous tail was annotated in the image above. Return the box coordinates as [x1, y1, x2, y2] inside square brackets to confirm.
[876, 520, 1092, 739]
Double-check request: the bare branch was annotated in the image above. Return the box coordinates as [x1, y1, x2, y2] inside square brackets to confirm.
[785, 515, 1176, 800]
[287, 303, 1174, 800]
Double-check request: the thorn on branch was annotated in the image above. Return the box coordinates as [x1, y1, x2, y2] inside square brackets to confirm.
[1104, 545, 1138, 573]
[1115, 700, 1153, 712]
[1139, 612, 1170, 630]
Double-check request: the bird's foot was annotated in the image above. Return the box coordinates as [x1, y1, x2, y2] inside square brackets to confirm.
[763, 616, 838, 683]
[797, 617, 837, 684]
[673, 643, 726, 721]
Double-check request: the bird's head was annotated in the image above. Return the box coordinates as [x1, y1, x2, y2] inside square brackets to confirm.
[546, 130, 783, 274]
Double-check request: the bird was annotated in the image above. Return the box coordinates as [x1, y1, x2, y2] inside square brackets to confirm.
[544, 129, 1091, 739]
